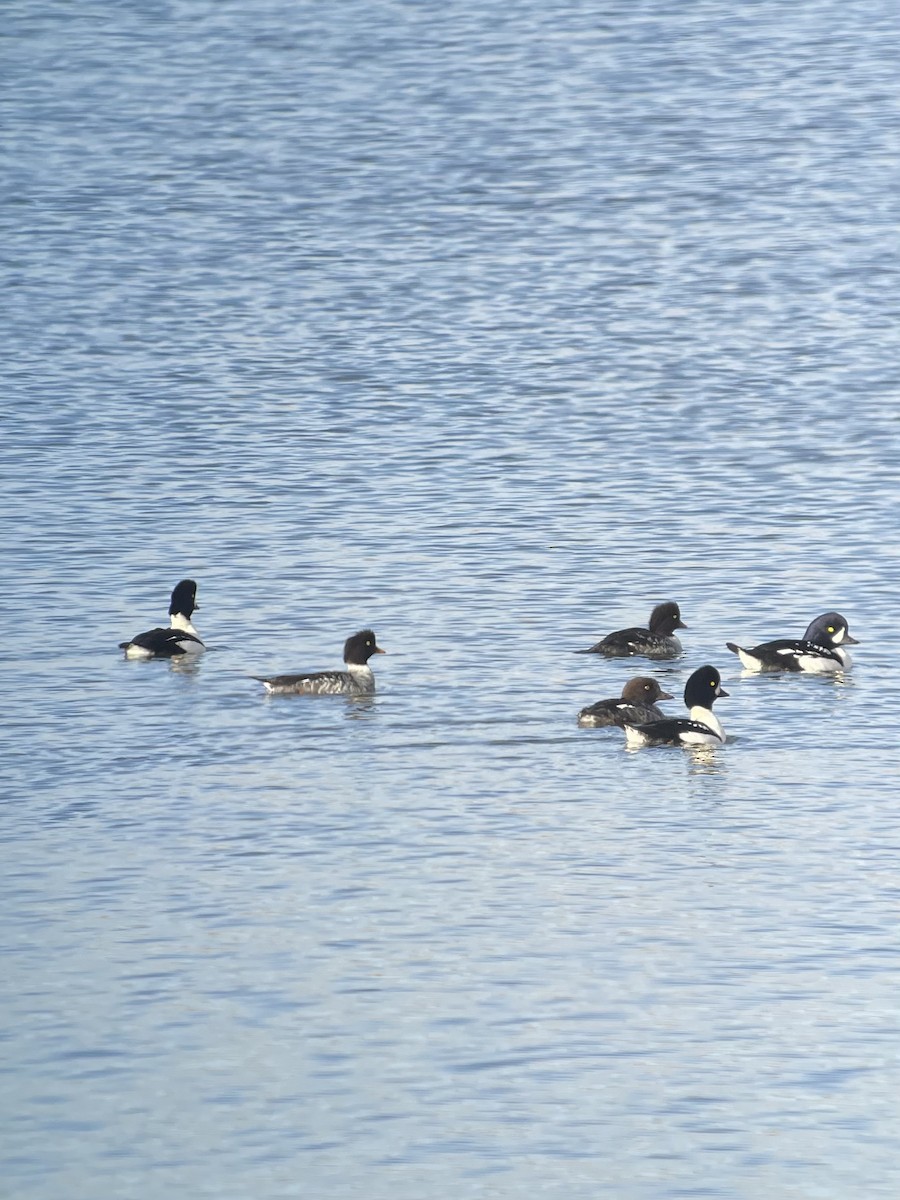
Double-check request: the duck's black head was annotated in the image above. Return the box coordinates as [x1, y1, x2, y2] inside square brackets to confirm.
[169, 579, 198, 618]
[343, 629, 386, 665]
[803, 611, 858, 647]
[684, 664, 728, 709]
[649, 601, 687, 636]
[621, 676, 674, 704]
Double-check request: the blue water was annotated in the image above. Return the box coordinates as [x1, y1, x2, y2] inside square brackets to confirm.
[4, 1, 900, 1197]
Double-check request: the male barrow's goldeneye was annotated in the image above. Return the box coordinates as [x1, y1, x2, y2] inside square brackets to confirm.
[119, 579, 204, 660]
[577, 676, 673, 728]
[726, 611, 858, 673]
[576, 601, 687, 660]
[623, 665, 728, 748]
[253, 629, 385, 695]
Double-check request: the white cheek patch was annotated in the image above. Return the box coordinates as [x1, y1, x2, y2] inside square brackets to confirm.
[831, 627, 845, 644]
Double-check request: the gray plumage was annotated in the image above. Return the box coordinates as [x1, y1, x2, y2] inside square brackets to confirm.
[254, 629, 385, 695]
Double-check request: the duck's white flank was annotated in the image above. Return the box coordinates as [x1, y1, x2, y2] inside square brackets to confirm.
[789, 648, 850, 673]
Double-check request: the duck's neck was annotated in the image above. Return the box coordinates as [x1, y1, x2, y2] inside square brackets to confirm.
[689, 705, 724, 741]
[347, 662, 374, 679]
[170, 612, 199, 637]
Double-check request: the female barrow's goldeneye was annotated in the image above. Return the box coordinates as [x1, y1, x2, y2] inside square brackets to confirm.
[253, 629, 385, 695]
[726, 611, 858, 673]
[577, 676, 673, 728]
[576, 601, 687, 660]
[623, 665, 728, 748]
[119, 579, 204, 660]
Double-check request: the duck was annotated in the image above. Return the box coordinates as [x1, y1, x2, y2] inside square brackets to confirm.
[725, 611, 858, 673]
[253, 629, 385, 695]
[576, 601, 687, 659]
[623, 665, 728, 748]
[119, 579, 204, 660]
[577, 676, 673, 728]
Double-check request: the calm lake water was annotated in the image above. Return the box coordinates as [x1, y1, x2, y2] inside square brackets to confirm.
[4, 1, 900, 1197]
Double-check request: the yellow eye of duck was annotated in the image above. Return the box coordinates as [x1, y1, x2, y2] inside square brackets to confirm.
[827, 626, 835, 633]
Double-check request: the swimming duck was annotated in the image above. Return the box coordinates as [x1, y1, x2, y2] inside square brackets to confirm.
[119, 579, 204, 660]
[254, 629, 385, 695]
[726, 611, 858, 673]
[576, 601, 687, 659]
[623, 665, 728, 748]
[577, 676, 673, 728]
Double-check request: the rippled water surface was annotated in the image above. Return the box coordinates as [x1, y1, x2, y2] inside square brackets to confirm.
[4, 1, 900, 1197]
